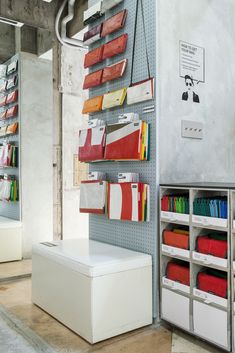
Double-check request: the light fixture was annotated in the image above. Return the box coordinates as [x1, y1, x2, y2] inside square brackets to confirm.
[0, 16, 24, 27]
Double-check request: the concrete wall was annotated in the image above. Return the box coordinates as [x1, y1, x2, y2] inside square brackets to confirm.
[159, 0, 235, 183]
[0, 23, 15, 62]
[61, 45, 89, 239]
[20, 53, 53, 257]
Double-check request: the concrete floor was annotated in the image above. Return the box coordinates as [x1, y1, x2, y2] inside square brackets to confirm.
[0, 259, 32, 280]
[0, 265, 224, 353]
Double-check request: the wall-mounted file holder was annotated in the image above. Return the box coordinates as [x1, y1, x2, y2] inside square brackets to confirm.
[78, 120, 150, 163]
[79, 180, 107, 215]
[108, 182, 150, 222]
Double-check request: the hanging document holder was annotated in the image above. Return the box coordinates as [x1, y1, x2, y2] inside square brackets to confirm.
[78, 125, 106, 162]
[102, 34, 128, 61]
[80, 180, 107, 214]
[101, 9, 128, 37]
[102, 59, 127, 84]
[82, 95, 103, 114]
[102, 88, 127, 110]
[84, 46, 104, 69]
[127, 0, 154, 105]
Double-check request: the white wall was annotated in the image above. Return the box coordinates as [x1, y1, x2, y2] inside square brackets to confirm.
[159, 0, 235, 183]
[20, 53, 53, 257]
[61, 46, 89, 239]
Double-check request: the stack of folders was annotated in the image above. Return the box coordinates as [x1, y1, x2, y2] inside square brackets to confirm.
[104, 120, 149, 161]
[0, 143, 17, 167]
[193, 197, 227, 219]
[79, 180, 107, 214]
[108, 182, 150, 222]
[161, 195, 189, 214]
[0, 175, 18, 202]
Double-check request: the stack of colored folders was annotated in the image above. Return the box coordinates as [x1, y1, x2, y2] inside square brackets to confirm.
[193, 197, 227, 219]
[161, 195, 189, 214]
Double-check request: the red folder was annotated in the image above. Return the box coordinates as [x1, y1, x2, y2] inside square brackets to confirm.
[0, 95, 6, 107]
[108, 182, 144, 222]
[104, 121, 142, 160]
[84, 45, 104, 68]
[6, 105, 18, 119]
[101, 9, 128, 37]
[83, 69, 103, 90]
[78, 126, 106, 162]
[102, 34, 128, 61]
[102, 59, 127, 84]
[6, 90, 18, 105]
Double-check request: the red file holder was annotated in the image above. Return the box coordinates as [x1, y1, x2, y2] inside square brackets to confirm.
[78, 126, 106, 162]
[6, 90, 18, 105]
[163, 230, 189, 250]
[102, 34, 128, 61]
[6, 105, 18, 119]
[196, 235, 227, 259]
[101, 9, 128, 37]
[166, 262, 190, 286]
[83, 69, 103, 90]
[102, 59, 127, 84]
[84, 45, 104, 69]
[197, 270, 227, 298]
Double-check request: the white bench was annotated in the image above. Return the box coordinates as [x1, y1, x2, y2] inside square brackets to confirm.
[0, 216, 22, 262]
[32, 239, 152, 343]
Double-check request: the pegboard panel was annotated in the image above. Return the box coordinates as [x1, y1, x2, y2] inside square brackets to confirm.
[0, 54, 20, 220]
[87, 0, 158, 318]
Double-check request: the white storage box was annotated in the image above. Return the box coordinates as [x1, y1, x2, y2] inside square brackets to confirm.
[32, 239, 152, 343]
[161, 288, 190, 330]
[0, 216, 22, 262]
[193, 300, 228, 348]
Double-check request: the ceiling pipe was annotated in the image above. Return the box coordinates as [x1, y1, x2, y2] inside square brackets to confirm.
[55, 0, 87, 49]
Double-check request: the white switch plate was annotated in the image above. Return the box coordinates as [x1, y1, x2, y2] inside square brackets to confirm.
[181, 120, 203, 139]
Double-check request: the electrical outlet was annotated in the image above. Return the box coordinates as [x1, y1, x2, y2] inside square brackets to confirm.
[181, 120, 203, 139]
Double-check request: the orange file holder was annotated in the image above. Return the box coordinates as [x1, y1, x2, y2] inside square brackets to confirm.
[82, 95, 103, 114]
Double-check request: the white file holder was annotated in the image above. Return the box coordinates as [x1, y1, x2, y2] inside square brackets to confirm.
[162, 277, 190, 294]
[193, 288, 227, 308]
[192, 215, 227, 228]
[192, 251, 227, 268]
[162, 244, 190, 259]
[161, 211, 189, 223]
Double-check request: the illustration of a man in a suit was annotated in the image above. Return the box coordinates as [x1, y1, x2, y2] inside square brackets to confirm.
[182, 75, 200, 103]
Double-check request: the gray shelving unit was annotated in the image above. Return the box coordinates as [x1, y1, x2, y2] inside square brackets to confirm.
[160, 183, 233, 351]
[230, 190, 235, 352]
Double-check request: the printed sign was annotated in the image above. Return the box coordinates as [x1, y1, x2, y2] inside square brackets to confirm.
[179, 41, 205, 83]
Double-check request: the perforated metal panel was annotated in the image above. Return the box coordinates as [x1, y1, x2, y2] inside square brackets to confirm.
[0, 54, 20, 220]
[87, 0, 158, 318]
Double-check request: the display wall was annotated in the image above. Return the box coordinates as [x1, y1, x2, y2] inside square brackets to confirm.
[159, 0, 235, 183]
